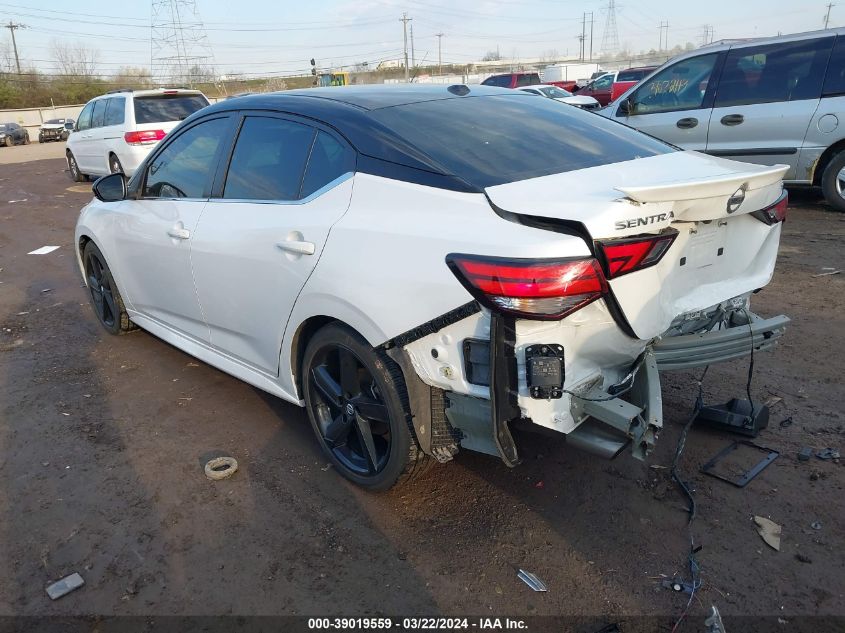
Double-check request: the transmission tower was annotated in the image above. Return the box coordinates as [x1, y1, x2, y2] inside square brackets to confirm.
[151, 0, 217, 87]
[600, 0, 619, 58]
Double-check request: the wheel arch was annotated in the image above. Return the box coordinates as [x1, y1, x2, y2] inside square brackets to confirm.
[289, 315, 337, 399]
[812, 138, 845, 185]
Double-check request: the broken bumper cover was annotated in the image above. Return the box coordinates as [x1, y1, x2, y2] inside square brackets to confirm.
[653, 313, 790, 371]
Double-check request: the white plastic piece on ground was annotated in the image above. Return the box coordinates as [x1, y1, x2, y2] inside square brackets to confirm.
[753, 516, 781, 551]
[46, 572, 84, 600]
[28, 245, 60, 255]
[517, 569, 548, 592]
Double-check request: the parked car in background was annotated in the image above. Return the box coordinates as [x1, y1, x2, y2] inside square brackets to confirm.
[39, 118, 75, 143]
[604, 28, 845, 211]
[66, 88, 210, 181]
[481, 72, 542, 88]
[572, 71, 616, 105]
[0, 122, 30, 146]
[516, 84, 601, 110]
[610, 66, 658, 101]
[75, 85, 789, 491]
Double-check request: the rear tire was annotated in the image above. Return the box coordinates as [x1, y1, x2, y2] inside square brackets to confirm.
[82, 241, 137, 335]
[302, 323, 431, 491]
[23, 131, 29, 145]
[820, 150, 845, 212]
[4, 136, 11, 147]
[67, 151, 86, 182]
[109, 153, 124, 174]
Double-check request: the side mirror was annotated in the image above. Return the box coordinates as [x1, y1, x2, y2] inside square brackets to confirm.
[92, 173, 127, 202]
[618, 98, 632, 116]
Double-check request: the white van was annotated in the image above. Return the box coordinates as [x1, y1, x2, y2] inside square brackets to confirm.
[603, 28, 845, 210]
[67, 88, 209, 181]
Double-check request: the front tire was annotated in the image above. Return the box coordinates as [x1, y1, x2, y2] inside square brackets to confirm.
[821, 150, 845, 212]
[82, 241, 136, 335]
[67, 151, 86, 182]
[302, 323, 430, 491]
[4, 136, 11, 147]
[23, 131, 29, 145]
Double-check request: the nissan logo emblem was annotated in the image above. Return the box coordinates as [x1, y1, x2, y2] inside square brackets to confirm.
[727, 186, 746, 214]
[345, 403, 355, 417]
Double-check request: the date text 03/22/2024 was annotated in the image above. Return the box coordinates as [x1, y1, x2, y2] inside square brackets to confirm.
[307, 618, 529, 630]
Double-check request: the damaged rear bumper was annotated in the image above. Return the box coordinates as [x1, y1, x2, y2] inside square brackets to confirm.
[653, 313, 790, 370]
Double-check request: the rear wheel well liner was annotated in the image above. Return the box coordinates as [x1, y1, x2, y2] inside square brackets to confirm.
[812, 139, 845, 186]
[290, 315, 337, 398]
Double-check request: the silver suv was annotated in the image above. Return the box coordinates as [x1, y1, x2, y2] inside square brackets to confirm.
[603, 29, 845, 211]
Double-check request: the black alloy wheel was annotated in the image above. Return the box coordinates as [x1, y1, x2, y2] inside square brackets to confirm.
[81, 242, 135, 335]
[302, 323, 429, 490]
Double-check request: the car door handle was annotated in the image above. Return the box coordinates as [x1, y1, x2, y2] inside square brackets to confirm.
[167, 227, 190, 240]
[720, 114, 744, 126]
[676, 117, 699, 129]
[276, 240, 315, 256]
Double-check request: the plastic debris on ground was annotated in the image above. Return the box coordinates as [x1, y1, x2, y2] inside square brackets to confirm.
[517, 569, 548, 592]
[203, 456, 238, 480]
[753, 516, 781, 551]
[815, 448, 840, 460]
[797, 447, 813, 461]
[46, 573, 84, 600]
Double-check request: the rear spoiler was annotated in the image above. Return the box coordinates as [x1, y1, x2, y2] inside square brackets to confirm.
[616, 164, 788, 204]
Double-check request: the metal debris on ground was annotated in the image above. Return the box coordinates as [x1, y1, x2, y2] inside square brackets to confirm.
[797, 447, 813, 461]
[204, 456, 238, 480]
[661, 577, 695, 594]
[517, 569, 548, 592]
[779, 416, 793, 428]
[45, 572, 84, 600]
[700, 441, 779, 488]
[753, 516, 781, 551]
[815, 448, 840, 460]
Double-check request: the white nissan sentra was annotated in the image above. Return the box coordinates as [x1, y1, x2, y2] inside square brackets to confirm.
[75, 85, 790, 490]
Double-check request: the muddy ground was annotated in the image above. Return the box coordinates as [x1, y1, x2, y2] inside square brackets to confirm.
[0, 154, 843, 632]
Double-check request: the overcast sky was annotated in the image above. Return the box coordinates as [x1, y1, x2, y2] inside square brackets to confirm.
[1, 0, 838, 77]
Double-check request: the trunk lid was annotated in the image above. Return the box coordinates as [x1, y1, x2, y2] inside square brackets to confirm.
[485, 151, 788, 340]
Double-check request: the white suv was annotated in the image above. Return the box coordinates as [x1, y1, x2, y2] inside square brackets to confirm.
[66, 88, 209, 181]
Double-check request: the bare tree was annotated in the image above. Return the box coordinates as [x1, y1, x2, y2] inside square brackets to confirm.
[482, 50, 502, 62]
[0, 41, 15, 73]
[112, 66, 153, 88]
[51, 40, 99, 77]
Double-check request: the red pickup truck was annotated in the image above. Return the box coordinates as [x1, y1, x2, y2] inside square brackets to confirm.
[609, 66, 658, 101]
[481, 72, 542, 89]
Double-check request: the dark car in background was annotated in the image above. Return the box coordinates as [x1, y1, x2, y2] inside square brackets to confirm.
[0, 122, 30, 147]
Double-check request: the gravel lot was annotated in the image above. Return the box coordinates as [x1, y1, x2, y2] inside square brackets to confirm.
[0, 151, 843, 631]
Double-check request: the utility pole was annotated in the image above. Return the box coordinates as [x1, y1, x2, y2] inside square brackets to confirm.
[581, 13, 586, 61]
[400, 13, 412, 83]
[824, 3, 835, 28]
[4, 21, 24, 74]
[587, 12, 594, 61]
[436, 32, 444, 76]
[410, 22, 416, 70]
[658, 20, 669, 51]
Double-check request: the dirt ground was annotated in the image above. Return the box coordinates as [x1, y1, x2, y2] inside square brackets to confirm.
[0, 153, 843, 632]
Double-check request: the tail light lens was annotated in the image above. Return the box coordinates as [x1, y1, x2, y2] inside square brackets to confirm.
[751, 191, 788, 225]
[596, 229, 678, 279]
[446, 254, 608, 320]
[124, 130, 166, 145]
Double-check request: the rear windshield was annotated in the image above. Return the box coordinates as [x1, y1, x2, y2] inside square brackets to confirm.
[45, 119, 64, 124]
[133, 94, 209, 124]
[481, 75, 512, 88]
[617, 69, 647, 82]
[370, 94, 672, 188]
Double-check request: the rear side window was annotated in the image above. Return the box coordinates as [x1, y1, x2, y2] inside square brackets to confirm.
[371, 94, 672, 188]
[76, 103, 93, 131]
[591, 74, 614, 90]
[144, 117, 229, 199]
[616, 70, 641, 82]
[133, 94, 209, 124]
[823, 36, 845, 96]
[715, 37, 834, 107]
[516, 74, 540, 87]
[482, 75, 512, 88]
[223, 117, 315, 201]
[91, 100, 107, 128]
[300, 132, 356, 198]
[104, 97, 125, 126]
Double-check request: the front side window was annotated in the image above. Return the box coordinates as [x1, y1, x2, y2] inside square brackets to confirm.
[591, 74, 614, 90]
[223, 117, 315, 201]
[91, 100, 107, 128]
[300, 132, 356, 198]
[630, 53, 719, 114]
[104, 97, 125, 126]
[715, 37, 834, 107]
[76, 103, 93, 131]
[143, 117, 229, 199]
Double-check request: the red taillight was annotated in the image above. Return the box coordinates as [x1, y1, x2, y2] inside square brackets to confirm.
[596, 229, 678, 279]
[123, 129, 166, 145]
[446, 254, 608, 320]
[752, 191, 788, 225]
